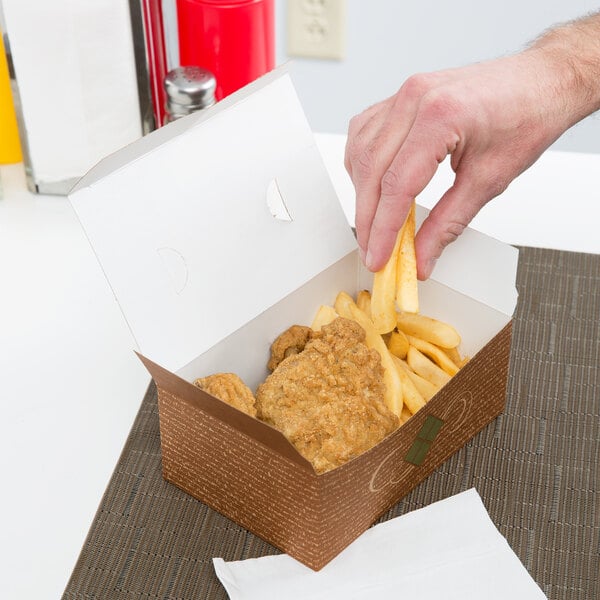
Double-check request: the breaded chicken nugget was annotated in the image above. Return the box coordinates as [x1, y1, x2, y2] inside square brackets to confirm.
[256, 318, 398, 473]
[194, 373, 257, 417]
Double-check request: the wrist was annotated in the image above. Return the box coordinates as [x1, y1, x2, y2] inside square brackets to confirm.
[526, 14, 600, 128]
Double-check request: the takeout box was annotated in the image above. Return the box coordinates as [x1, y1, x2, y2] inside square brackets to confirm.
[69, 66, 518, 571]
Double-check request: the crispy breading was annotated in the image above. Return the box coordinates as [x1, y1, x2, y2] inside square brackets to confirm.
[267, 325, 314, 371]
[256, 318, 398, 474]
[194, 373, 257, 417]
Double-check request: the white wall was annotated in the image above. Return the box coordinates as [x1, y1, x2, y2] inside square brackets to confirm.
[276, 0, 600, 153]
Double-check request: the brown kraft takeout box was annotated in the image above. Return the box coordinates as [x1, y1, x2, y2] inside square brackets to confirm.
[69, 66, 519, 571]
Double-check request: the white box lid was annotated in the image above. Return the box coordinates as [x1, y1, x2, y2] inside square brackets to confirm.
[69, 67, 357, 373]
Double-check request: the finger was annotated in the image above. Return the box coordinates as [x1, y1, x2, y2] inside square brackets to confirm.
[352, 94, 425, 259]
[346, 105, 391, 261]
[365, 120, 453, 271]
[349, 103, 399, 253]
[414, 170, 500, 279]
[344, 99, 390, 177]
[351, 74, 457, 265]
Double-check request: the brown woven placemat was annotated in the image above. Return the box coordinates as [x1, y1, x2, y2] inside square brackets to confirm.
[63, 247, 599, 600]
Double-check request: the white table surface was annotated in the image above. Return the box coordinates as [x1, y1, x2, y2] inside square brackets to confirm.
[1, 133, 599, 600]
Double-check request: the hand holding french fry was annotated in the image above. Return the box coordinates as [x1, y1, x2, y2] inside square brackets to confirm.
[371, 202, 419, 335]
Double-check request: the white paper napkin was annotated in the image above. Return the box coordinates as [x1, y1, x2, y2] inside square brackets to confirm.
[213, 488, 546, 600]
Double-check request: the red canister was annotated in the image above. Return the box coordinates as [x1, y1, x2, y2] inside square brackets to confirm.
[177, 0, 275, 101]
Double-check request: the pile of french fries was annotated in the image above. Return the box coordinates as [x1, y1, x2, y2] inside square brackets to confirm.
[311, 202, 468, 426]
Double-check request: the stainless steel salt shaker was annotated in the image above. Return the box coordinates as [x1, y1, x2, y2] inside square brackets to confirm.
[163, 66, 216, 124]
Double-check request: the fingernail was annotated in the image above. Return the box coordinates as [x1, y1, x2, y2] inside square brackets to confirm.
[366, 249, 374, 271]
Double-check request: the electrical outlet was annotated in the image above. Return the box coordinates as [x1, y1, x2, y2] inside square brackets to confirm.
[287, 0, 346, 60]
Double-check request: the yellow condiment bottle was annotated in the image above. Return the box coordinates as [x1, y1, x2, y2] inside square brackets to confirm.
[0, 31, 22, 164]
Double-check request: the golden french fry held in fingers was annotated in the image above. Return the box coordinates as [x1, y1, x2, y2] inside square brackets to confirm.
[395, 202, 419, 313]
[371, 228, 403, 334]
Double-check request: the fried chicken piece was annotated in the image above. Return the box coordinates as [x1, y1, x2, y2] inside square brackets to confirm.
[256, 318, 398, 474]
[267, 325, 314, 371]
[194, 373, 257, 417]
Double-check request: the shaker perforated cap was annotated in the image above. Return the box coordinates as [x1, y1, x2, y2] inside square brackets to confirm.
[164, 66, 217, 121]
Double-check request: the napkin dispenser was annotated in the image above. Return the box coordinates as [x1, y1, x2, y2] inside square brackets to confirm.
[1, 0, 146, 194]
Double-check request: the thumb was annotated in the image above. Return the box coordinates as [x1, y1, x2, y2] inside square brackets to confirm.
[415, 175, 491, 279]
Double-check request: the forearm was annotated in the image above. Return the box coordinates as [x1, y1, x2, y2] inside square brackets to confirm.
[527, 12, 600, 128]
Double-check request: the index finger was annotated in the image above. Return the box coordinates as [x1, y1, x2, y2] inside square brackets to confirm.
[344, 99, 389, 177]
[350, 97, 423, 262]
[366, 120, 456, 271]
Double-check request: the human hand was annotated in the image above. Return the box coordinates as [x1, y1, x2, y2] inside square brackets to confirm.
[344, 50, 584, 278]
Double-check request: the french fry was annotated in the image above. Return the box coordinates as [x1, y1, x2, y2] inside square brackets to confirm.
[395, 202, 419, 313]
[395, 357, 439, 401]
[441, 345, 469, 369]
[399, 406, 413, 425]
[387, 329, 409, 359]
[443, 345, 462, 367]
[371, 228, 403, 334]
[407, 346, 451, 387]
[356, 289, 372, 319]
[333, 290, 355, 321]
[334, 291, 403, 417]
[396, 311, 461, 349]
[405, 335, 459, 376]
[311, 304, 338, 331]
[391, 355, 426, 414]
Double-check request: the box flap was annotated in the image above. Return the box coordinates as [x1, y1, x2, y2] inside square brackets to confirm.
[415, 205, 519, 317]
[69, 67, 357, 372]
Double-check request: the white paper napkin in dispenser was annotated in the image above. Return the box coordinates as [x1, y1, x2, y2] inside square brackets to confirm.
[1, 0, 143, 194]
